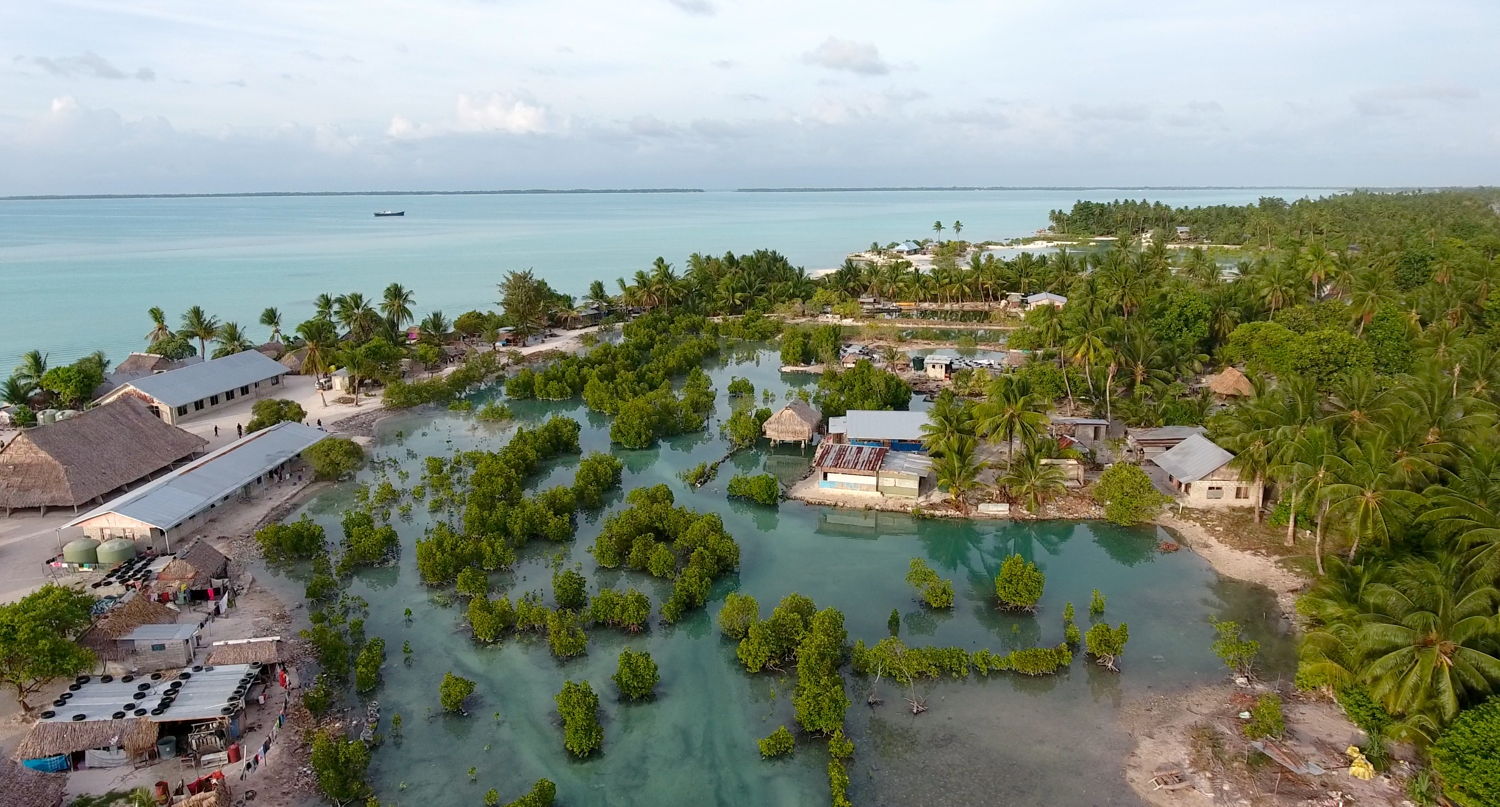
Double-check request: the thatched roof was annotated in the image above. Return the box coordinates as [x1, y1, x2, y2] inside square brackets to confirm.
[158, 541, 229, 589]
[206, 639, 284, 666]
[0, 759, 65, 807]
[279, 348, 307, 374]
[114, 353, 176, 376]
[16, 718, 158, 760]
[257, 341, 285, 359]
[1207, 366, 1253, 397]
[763, 401, 822, 442]
[0, 398, 206, 510]
[79, 592, 180, 655]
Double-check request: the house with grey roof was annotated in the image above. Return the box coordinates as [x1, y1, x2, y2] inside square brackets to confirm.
[826, 410, 929, 451]
[95, 350, 289, 425]
[1149, 433, 1261, 510]
[64, 421, 327, 552]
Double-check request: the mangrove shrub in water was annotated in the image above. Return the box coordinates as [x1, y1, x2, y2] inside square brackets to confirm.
[1085, 622, 1130, 671]
[555, 680, 604, 758]
[440, 672, 476, 713]
[727, 473, 781, 506]
[905, 558, 955, 609]
[1092, 464, 1171, 525]
[994, 554, 1045, 610]
[613, 649, 659, 701]
[758, 726, 795, 758]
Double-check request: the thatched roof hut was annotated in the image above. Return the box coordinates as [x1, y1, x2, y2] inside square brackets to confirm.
[158, 540, 229, 591]
[278, 348, 307, 374]
[763, 401, 822, 446]
[78, 592, 181, 660]
[206, 638, 284, 666]
[16, 718, 158, 761]
[1207, 366, 1253, 398]
[0, 758, 66, 807]
[0, 398, 206, 514]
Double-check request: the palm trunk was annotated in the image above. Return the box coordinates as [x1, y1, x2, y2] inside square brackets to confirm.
[1313, 503, 1327, 575]
[1253, 474, 1265, 523]
[1284, 481, 1298, 547]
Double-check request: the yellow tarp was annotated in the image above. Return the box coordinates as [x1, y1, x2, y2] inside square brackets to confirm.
[1346, 746, 1375, 780]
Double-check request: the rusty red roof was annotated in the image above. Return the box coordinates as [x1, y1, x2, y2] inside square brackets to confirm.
[813, 442, 887, 472]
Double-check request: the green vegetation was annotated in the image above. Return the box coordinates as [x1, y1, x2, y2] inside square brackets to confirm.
[245, 398, 306, 433]
[254, 516, 326, 561]
[1093, 465, 1170, 525]
[591, 485, 740, 622]
[726, 473, 780, 506]
[475, 401, 513, 422]
[1210, 618, 1260, 678]
[994, 554, 1045, 610]
[545, 610, 588, 658]
[309, 730, 372, 805]
[717, 593, 759, 640]
[613, 649, 659, 701]
[816, 359, 910, 416]
[304, 437, 365, 480]
[1085, 622, 1130, 671]
[758, 726, 795, 758]
[440, 672, 476, 713]
[851, 637, 1073, 679]
[904, 558, 955, 609]
[354, 637, 385, 694]
[1089, 589, 1106, 616]
[555, 680, 604, 758]
[1244, 693, 1286, 739]
[1063, 602, 1081, 647]
[1431, 697, 1500, 807]
[0, 584, 96, 712]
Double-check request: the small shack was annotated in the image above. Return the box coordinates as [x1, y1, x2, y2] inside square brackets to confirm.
[811, 443, 931, 499]
[205, 638, 286, 680]
[827, 410, 930, 452]
[1206, 366, 1254, 398]
[1126, 426, 1205, 460]
[157, 541, 230, 601]
[1024, 292, 1068, 310]
[16, 717, 160, 772]
[762, 402, 822, 448]
[117, 623, 201, 671]
[78, 592, 182, 671]
[924, 355, 956, 380]
[877, 451, 932, 499]
[1151, 433, 1261, 509]
[1050, 416, 1111, 443]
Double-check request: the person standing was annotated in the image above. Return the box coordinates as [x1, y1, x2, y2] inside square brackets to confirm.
[214, 425, 219, 437]
[236, 423, 243, 437]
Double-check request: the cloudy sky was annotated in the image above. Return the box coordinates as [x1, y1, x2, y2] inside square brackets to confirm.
[2, 0, 1496, 194]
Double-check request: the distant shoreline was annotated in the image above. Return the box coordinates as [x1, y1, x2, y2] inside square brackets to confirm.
[0, 188, 707, 202]
[0, 185, 1396, 202]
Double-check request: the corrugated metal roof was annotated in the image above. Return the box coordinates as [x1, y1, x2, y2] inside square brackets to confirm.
[880, 452, 932, 475]
[1152, 434, 1234, 483]
[66, 422, 327, 531]
[1025, 292, 1068, 304]
[39, 664, 255, 724]
[1130, 425, 1206, 443]
[925, 354, 956, 366]
[122, 623, 200, 642]
[1052, 416, 1110, 426]
[832, 410, 929, 442]
[814, 442, 887, 472]
[116, 351, 288, 407]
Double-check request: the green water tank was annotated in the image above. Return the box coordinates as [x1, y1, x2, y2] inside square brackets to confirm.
[62, 538, 100, 565]
[97, 538, 138, 566]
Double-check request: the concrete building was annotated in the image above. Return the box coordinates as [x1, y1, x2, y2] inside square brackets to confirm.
[811, 442, 931, 499]
[924, 355, 956, 380]
[1151, 434, 1261, 509]
[115, 623, 202, 672]
[826, 410, 929, 452]
[1024, 292, 1068, 309]
[64, 422, 326, 552]
[96, 351, 290, 425]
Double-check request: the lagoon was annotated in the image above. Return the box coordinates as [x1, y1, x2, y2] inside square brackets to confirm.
[0, 188, 1337, 367]
[263, 345, 1293, 806]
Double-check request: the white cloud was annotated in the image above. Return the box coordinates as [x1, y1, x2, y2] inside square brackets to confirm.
[29, 52, 155, 81]
[801, 38, 891, 76]
[388, 93, 556, 139]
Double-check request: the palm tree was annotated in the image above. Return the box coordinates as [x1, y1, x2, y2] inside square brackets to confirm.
[381, 283, 416, 329]
[145, 307, 173, 345]
[180, 306, 221, 359]
[974, 375, 1048, 458]
[296, 318, 338, 406]
[931, 220, 944, 241]
[952, 221, 963, 239]
[1356, 552, 1500, 726]
[920, 391, 974, 457]
[419, 311, 451, 346]
[337, 341, 387, 407]
[259, 307, 283, 343]
[0, 376, 36, 407]
[336, 293, 379, 340]
[1424, 446, 1500, 578]
[999, 446, 1068, 513]
[1348, 269, 1396, 334]
[12, 350, 48, 388]
[586, 280, 613, 312]
[212, 322, 255, 358]
[1322, 436, 1424, 559]
[931, 435, 984, 514]
[313, 293, 336, 322]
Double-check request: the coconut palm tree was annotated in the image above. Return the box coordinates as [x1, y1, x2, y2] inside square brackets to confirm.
[1321, 436, 1424, 559]
[336, 293, 379, 340]
[313, 293, 336, 322]
[1356, 552, 1500, 726]
[259, 307, 283, 343]
[145, 307, 173, 345]
[180, 306, 221, 360]
[381, 283, 416, 329]
[212, 322, 255, 358]
[1424, 446, 1500, 578]
[931, 435, 984, 514]
[920, 390, 973, 457]
[0, 375, 36, 407]
[999, 446, 1068, 513]
[12, 350, 48, 388]
[296, 318, 338, 406]
[586, 280, 613, 312]
[952, 221, 963, 239]
[418, 311, 451, 346]
[974, 375, 1049, 458]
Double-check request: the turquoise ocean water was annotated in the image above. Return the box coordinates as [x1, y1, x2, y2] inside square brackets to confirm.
[0, 188, 1335, 367]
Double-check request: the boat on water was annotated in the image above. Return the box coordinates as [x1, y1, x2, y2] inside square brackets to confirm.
[373, 210, 405, 217]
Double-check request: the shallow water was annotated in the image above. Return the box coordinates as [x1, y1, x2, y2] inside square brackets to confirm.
[265, 347, 1293, 806]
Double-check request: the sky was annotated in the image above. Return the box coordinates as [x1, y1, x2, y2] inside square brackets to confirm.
[1, 0, 1496, 194]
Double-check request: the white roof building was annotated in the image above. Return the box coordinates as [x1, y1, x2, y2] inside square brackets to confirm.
[96, 351, 290, 425]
